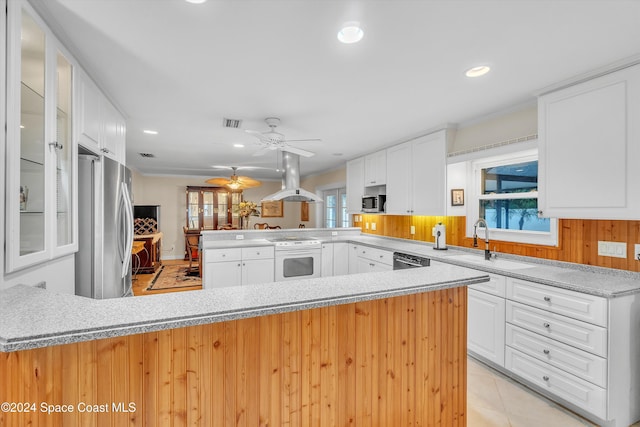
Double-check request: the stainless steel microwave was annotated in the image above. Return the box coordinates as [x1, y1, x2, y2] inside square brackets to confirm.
[362, 195, 386, 213]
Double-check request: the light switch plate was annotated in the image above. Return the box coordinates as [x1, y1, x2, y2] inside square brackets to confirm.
[635, 244, 640, 261]
[410, 225, 415, 235]
[371, 223, 377, 231]
[235, 234, 244, 240]
[597, 241, 626, 258]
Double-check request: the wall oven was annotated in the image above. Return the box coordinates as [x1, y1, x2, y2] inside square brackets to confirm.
[272, 238, 322, 281]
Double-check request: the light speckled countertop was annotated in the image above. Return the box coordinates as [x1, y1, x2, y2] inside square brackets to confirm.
[0, 262, 488, 352]
[3, 231, 639, 353]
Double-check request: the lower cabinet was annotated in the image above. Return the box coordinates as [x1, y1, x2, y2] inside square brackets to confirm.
[468, 272, 640, 427]
[356, 245, 393, 273]
[203, 247, 274, 288]
[321, 242, 349, 277]
[468, 287, 505, 366]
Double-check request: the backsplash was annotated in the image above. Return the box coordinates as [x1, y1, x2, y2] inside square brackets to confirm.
[356, 215, 640, 272]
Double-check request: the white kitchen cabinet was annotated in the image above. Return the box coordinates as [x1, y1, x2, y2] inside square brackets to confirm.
[356, 245, 393, 273]
[538, 63, 640, 219]
[346, 157, 365, 213]
[76, 70, 126, 164]
[468, 274, 507, 367]
[5, 0, 77, 272]
[321, 243, 334, 276]
[203, 246, 274, 288]
[385, 130, 447, 216]
[348, 244, 359, 274]
[364, 150, 386, 187]
[322, 242, 350, 277]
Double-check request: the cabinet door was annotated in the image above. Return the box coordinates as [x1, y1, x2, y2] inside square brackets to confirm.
[205, 261, 241, 288]
[385, 142, 412, 214]
[242, 259, 275, 286]
[411, 131, 446, 216]
[364, 150, 387, 187]
[468, 288, 506, 366]
[346, 157, 365, 213]
[77, 71, 102, 152]
[333, 242, 349, 276]
[102, 100, 125, 162]
[538, 64, 640, 219]
[348, 244, 359, 274]
[321, 243, 334, 276]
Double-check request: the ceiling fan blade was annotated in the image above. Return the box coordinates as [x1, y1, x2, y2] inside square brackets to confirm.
[282, 138, 322, 143]
[246, 129, 270, 142]
[252, 147, 272, 157]
[205, 177, 232, 186]
[282, 146, 315, 158]
[236, 176, 262, 188]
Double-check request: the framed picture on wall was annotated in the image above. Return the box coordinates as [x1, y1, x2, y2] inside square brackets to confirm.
[300, 201, 309, 221]
[451, 189, 464, 206]
[261, 200, 284, 217]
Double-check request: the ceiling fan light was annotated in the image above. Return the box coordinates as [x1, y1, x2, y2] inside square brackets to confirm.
[227, 182, 241, 190]
[338, 22, 364, 44]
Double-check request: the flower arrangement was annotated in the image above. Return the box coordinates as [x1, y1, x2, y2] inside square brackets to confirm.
[237, 201, 260, 218]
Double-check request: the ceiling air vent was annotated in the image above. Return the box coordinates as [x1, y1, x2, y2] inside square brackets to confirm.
[223, 118, 242, 128]
[139, 152, 155, 158]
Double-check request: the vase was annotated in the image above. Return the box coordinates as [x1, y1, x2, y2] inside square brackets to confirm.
[243, 217, 250, 230]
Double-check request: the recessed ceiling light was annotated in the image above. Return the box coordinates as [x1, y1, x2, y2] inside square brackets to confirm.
[143, 129, 158, 135]
[233, 144, 245, 148]
[185, 0, 207, 4]
[465, 65, 491, 78]
[337, 22, 364, 44]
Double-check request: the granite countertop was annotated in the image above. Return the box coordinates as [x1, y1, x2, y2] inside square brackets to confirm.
[334, 235, 640, 298]
[0, 262, 488, 352]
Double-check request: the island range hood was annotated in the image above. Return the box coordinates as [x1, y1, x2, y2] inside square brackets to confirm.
[261, 151, 323, 203]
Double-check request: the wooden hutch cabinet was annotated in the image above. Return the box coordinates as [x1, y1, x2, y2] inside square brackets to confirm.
[184, 186, 242, 259]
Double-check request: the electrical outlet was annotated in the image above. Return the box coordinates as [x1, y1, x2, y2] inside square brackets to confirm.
[371, 222, 377, 231]
[365, 222, 369, 230]
[235, 234, 244, 240]
[635, 244, 640, 261]
[331, 231, 338, 236]
[410, 225, 415, 235]
[597, 241, 626, 258]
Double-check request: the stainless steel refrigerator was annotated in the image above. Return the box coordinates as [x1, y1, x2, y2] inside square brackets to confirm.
[75, 153, 134, 298]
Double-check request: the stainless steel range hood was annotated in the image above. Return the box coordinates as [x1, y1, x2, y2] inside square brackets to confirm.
[261, 151, 323, 203]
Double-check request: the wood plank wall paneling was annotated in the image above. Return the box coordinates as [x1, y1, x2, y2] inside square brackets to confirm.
[355, 215, 640, 272]
[0, 288, 467, 427]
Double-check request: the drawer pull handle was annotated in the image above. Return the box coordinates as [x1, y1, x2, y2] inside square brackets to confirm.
[543, 376, 550, 381]
[543, 349, 550, 355]
[543, 322, 550, 328]
[543, 296, 551, 302]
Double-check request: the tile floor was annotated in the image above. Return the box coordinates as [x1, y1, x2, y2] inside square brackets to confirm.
[468, 356, 636, 427]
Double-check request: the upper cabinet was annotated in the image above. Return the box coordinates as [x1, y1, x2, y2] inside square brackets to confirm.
[364, 150, 386, 187]
[386, 130, 447, 216]
[538, 63, 640, 219]
[76, 69, 126, 164]
[5, 0, 77, 272]
[346, 157, 365, 213]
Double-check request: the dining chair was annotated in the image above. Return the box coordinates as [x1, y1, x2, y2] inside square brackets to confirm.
[254, 223, 270, 229]
[183, 227, 200, 276]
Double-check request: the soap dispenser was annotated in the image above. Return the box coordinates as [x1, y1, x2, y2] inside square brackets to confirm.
[432, 222, 447, 250]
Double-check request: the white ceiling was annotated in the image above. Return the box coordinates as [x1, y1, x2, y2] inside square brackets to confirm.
[33, 0, 640, 182]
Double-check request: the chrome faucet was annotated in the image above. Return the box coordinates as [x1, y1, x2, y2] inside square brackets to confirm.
[473, 218, 492, 260]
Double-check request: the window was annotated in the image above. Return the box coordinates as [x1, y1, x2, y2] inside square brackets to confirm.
[468, 150, 557, 246]
[323, 188, 348, 228]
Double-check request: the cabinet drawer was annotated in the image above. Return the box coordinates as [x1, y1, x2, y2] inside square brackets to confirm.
[507, 278, 607, 326]
[505, 347, 606, 418]
[469, 273, 507, 297]
[506, 324, 606, 388]
[357, 246, 393, 265]
[241, 246, 274, 260]
[506, 301, 607, 357]
[206, 248, 242, 262]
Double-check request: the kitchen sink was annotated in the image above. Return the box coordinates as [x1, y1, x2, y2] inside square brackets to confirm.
[446, 254, 536, 271]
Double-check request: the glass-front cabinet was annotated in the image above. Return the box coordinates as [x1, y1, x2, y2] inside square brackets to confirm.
[185, 186, 241, 231]
[5, 1, 77, 272]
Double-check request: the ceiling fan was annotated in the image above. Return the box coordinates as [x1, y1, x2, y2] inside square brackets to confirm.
[205, 167, 262, 190]
[246, 117, 320, 158]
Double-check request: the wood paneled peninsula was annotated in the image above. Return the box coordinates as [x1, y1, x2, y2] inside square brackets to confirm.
[0, 239, 488, 426]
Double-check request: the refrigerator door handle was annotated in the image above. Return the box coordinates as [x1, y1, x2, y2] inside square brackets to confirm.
[120, 182, 135, 280]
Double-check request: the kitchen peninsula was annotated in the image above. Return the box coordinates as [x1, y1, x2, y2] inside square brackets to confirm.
[0, 231, 489, 426]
